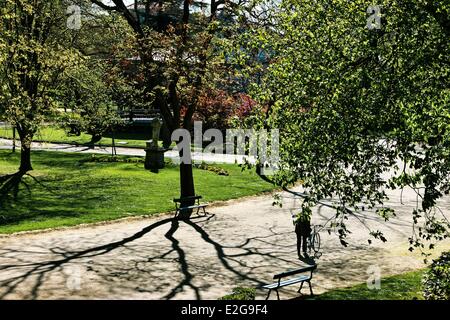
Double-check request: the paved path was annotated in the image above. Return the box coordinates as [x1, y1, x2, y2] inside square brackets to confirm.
[0, 185, 448, 300]
[0, 138, 255, 165]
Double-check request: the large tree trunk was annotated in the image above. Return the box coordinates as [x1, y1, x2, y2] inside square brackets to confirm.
[17, 127, 33, 173]
[19, 139, 33, 173]
[89, 134, 102, 146]
[178, 146, 196, 219]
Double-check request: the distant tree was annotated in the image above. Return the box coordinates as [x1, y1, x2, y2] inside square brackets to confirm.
[57, 60, 122, 144]
[0, 0, 82, 172]
[55, 6, 138, 145]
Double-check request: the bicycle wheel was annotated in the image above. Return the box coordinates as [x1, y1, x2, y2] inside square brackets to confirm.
[312, 232, 321, 253]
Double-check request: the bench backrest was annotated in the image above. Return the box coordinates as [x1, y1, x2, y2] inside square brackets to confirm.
[174, 195, 202, 203]
[273, 264, 317, 279]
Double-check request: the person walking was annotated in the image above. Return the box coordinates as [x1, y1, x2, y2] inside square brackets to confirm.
[294, 213, 312, 257]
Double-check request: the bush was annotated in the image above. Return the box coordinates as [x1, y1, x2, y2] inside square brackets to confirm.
[79, 155, 177, 167]
[191, 89, 257, 132]
[79, 155, 144, 164]
[422, 251, 450, 300]
[219, 287, 256, 300]
[194, 162, 229, 176]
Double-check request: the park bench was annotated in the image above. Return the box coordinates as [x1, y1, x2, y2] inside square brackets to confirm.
[173, 195, 208, 217]
[263, 264, 317, 300]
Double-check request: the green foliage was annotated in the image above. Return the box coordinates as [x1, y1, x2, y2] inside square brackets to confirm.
[0, 0, 84, 171]
[422, 251, 450, 300]
[57, 60, 122, 143]
[219, 287, 256, 300]
[233, 0, 450, 249]
[0, 0, 82, 132]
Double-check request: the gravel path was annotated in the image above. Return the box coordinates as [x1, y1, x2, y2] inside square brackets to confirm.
[0, 185, 448, 300]
[0, 138, 255, 165]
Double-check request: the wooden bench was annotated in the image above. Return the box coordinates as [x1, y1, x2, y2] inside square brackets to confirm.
[174, 196, 208, 217]
[263, 264, 317, 300]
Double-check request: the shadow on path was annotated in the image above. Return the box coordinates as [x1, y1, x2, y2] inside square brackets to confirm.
[0, 213, 299, 300]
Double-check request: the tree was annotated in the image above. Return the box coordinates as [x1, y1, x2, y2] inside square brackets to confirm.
[0, 0, 82, 172]
[234, 0, 450, 251]
[89, 0, 246, 214]
[55, 7, 137, 145]
[58, 59, 123, 145]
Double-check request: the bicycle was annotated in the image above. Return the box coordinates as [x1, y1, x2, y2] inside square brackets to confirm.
[307, 225, 321, 255]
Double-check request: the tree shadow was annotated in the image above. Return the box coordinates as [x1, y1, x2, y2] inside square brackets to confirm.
[0, 171, 29, 209]
[0, 213, 305, 300]
[0, 171, 92, 226]
[0, 217, 175, 299]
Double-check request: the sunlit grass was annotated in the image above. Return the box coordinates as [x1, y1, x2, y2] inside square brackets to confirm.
[0, 150, 275, 234]
[313, 270, 425, 300]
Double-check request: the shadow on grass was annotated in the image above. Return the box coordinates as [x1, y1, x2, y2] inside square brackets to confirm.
[0, 153, 33, 213]
[0, 170, 121, 228]
[0, 151, 150, 229]
[0, 171, 29, 209]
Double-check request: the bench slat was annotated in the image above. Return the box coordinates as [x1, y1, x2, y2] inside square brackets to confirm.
[178, 205, 207, 211]
[273, 264, 316, 279]
[263, 275, 311, 289]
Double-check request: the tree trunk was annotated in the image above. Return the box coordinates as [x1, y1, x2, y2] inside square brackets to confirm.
[178, 146, 196, 219]
[90, 134, 102, 145]
[19, 139, 33, 173]
[16, 126, 34, 173]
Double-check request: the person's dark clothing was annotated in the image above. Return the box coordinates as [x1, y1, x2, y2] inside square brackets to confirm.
[295, 220, 312, 256]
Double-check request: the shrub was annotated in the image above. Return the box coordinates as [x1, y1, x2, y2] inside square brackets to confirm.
[219, 287, 256, 300]
[194, 162, 229, 176]
[190, 89, 257, 132]
[422, 251, 450, 300]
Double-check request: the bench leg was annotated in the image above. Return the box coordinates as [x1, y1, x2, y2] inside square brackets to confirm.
[308, 281, 314, 296]
[298, 281, 304, 294]
[276, 289, 280, 300]
[265, 290, 271, 300]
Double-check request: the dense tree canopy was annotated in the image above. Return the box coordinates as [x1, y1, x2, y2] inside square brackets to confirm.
[232, 0, 450, 251]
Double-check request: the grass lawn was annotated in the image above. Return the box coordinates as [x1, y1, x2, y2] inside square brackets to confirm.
[0, 150, 276, 234]
[313, 270, 425, 300]
[0, 125, 154, 148]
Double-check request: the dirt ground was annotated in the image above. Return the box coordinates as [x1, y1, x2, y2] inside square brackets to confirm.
[0, 185, 449, 300]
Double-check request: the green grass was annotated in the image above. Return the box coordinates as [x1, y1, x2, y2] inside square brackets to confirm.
[0, 150, 276, 234]
[0, 125, 155, 148]
[314, 270, 425, 300]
